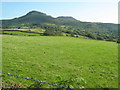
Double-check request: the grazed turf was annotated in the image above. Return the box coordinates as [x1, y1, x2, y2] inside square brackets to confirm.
[2, 35, 118, 88]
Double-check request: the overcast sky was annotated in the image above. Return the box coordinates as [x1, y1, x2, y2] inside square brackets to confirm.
[1, 0, 119, 24]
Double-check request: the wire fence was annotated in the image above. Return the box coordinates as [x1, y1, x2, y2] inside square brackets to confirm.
[1, 82, 22, 88]
[0, 72, 74, 89]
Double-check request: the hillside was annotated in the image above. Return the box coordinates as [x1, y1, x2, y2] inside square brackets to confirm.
[1, 11, 118, 42]
[2, 35, 118, 88]
[1, 11, 55, 26]
[57, 16, 79, 22]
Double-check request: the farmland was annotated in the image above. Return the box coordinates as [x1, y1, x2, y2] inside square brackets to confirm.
[2, 30, 42, 36]
[2, 35, 118, 88]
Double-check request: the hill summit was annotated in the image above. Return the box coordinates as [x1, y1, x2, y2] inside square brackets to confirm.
[26, 11, 45, 15]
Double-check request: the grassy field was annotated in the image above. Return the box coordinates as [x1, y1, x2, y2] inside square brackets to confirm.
[2, 35, 118, 88]
[0, 28, 45, 33]
[2, 30, 43, 36]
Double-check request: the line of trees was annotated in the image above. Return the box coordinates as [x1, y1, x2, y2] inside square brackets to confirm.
[42, 25, 118, 42]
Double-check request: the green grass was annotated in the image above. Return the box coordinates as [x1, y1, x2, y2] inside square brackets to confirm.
[1, 28, 45, 33]
[2, 31, 42, 36]
[2, 35, 118, 88]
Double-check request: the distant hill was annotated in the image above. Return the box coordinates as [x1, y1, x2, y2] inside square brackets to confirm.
[1, 11, 118, 42]
[57, 16, 79, 22]
[1, 11, 55, 26]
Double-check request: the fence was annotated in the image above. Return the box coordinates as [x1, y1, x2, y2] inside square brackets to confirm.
[0, 72, 74, 89]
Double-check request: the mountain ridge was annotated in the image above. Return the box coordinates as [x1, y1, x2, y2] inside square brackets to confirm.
[1, 10, 118, 24]
[1, 11, 118, 40]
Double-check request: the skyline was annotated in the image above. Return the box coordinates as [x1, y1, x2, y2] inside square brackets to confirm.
[1, 2, 118, 24]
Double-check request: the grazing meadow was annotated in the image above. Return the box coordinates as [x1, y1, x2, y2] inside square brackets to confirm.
[2, 30, 42, 36]
[2, 35, 118, 88]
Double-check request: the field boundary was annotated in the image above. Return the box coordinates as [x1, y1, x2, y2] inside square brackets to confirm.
[0, 72, 73, 89]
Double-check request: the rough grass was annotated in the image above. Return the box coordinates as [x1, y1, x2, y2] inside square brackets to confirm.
[2, 35, 118, 88]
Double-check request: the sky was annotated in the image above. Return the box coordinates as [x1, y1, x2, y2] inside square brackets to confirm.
[1, 0, 119, 24]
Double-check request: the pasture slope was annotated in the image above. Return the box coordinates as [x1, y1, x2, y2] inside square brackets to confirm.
[2, 35, 118, 88]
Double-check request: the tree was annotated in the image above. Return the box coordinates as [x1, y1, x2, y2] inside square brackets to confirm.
[43, 26, 63, 36]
